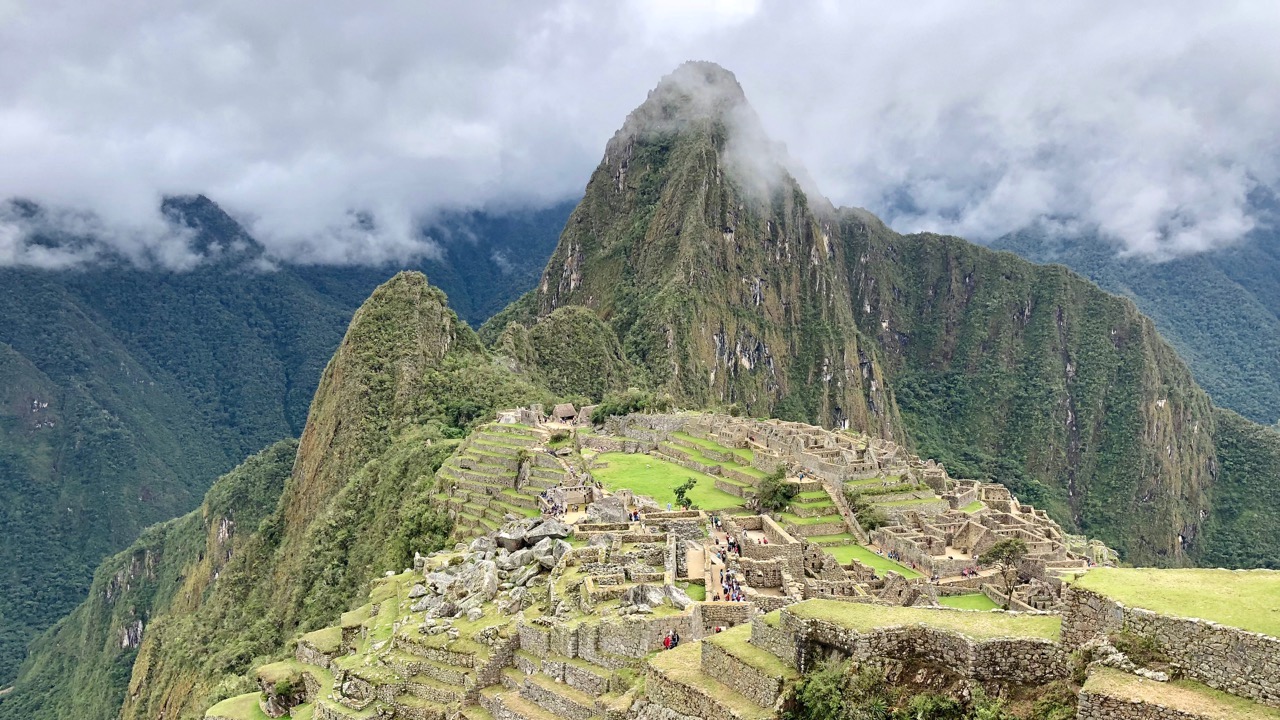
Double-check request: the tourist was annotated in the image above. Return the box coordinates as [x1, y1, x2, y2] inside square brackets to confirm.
[672, 630, 680, 648]
[663, 632, 672, 650]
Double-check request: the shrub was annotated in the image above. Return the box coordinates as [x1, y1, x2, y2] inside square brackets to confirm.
[1028, 681, 1077, 720]
[1111, 631, 1168, 667]
[755, 469, 798, 512]
[843, 488, 889, 530]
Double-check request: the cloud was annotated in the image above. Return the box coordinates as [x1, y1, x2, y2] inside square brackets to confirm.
[1, 0, 1278, 267]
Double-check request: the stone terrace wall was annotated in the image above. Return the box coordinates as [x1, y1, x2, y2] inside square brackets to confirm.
[1062, 587, 1280, 708]
[781, 611, 1067, 685]
[701, 640, 784, 708]
[693, 602, 751, 631]
[1076, 690, 1210, 720]
[751, 615, 799, 668]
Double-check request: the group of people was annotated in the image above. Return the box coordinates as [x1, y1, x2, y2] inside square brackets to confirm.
[661, 629, 682, 650]
[959, 566, 982, 578]
[538, 489, 578, 518]
[716, 567, 746, 602]
[627, 508, 642, 521]
[712, 535, 742, 564]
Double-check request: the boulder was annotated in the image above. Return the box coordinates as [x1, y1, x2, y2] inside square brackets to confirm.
[495, 531, 526, 552]
[620, 584, 665, 609]
[525, 519, 571, 545]
[512, 564, 540, 587]
[552, 539, 572, 561]
[586, 494, 629, 523]
[469, 536, 496, 553]
[408, 583, 428, 599]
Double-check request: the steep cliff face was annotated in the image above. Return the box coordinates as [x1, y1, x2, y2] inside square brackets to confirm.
[1200, 409, 1280, 568]
[535, 62, 901, 438]
[844, 226, 1218, 561]
[528, 62, 1230, 564]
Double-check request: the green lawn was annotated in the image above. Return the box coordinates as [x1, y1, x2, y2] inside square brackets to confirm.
[961, 501, 985, 513]
[592, 452, 744, 511]
[787, 599, 1061, 641]
[1074, 568, 1280, 637]
[938, 593, 1000, 611]
[825, 544, 922, 579]
[679, 582, 707, 601]
[205, 692, 269, 720]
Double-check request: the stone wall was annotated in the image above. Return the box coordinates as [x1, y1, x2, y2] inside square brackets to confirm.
[701, 640, 782, 708]
[739, 557, 786, 588]
[1062, 587, 1280, 708]
[750, 615, 798, 668]
[579, 434, 651, 454]
[1076, 690, 1208, 720]
[693, 602, 751, 631]
[782, 611, 1067, 684]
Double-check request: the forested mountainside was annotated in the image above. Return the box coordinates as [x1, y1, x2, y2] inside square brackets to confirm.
[7, 61, 1280, 720]
[505, 61, 1273, 568]
[993, 223, 1280, 426]
[0, 196, 566, 684]
[0, 272, 552, 720]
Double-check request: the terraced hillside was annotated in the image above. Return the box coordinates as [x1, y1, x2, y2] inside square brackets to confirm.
[435, 424, 559, 536]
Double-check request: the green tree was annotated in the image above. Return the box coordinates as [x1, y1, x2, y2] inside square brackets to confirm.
[979, 537, 1029, 609]
[673, 477, 697, 510]
[755, 467, 798, 513]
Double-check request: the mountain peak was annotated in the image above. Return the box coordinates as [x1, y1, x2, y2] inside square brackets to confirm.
[616, 61, 749, 139]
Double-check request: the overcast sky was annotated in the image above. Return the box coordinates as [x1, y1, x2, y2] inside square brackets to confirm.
[2, 0, 1278, 267]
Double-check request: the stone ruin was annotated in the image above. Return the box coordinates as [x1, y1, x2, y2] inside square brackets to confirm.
[230, 410, 1280, 720]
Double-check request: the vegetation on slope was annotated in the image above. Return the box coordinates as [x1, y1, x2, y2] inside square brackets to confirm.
[0, 196, 567, 682]
[1198, 410, 1280, 569]
[0, 439, 297, 720]
[1, 272, 551, 720]
[494, 305, 631, 402]
[994, 225, 1280, 426]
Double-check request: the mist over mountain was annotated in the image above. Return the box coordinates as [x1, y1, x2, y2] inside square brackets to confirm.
[2, 58, 1279, 720]
[3, 3, 1280, 268]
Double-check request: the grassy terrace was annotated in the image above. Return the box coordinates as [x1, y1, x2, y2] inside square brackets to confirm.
[1085, 667, 1280, 720]
[205, 692, 270, 720]
[786, 599, 1061, 640]
[672, 431, 754, 463]
[939, 593, 1000, 611]
[1074, 568, 1280, 637]
[648, 642, 774, 720]
[663, 441, 766, 479]
[825, 544, 923, 579]
[706, 624, 797, 679]
[593, 452, 744, 511]
[779, 511, 844, 525]
[961, 501, 985, 513]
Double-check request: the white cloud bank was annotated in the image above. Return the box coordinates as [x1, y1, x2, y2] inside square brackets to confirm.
[1, 0, 1277, 267]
